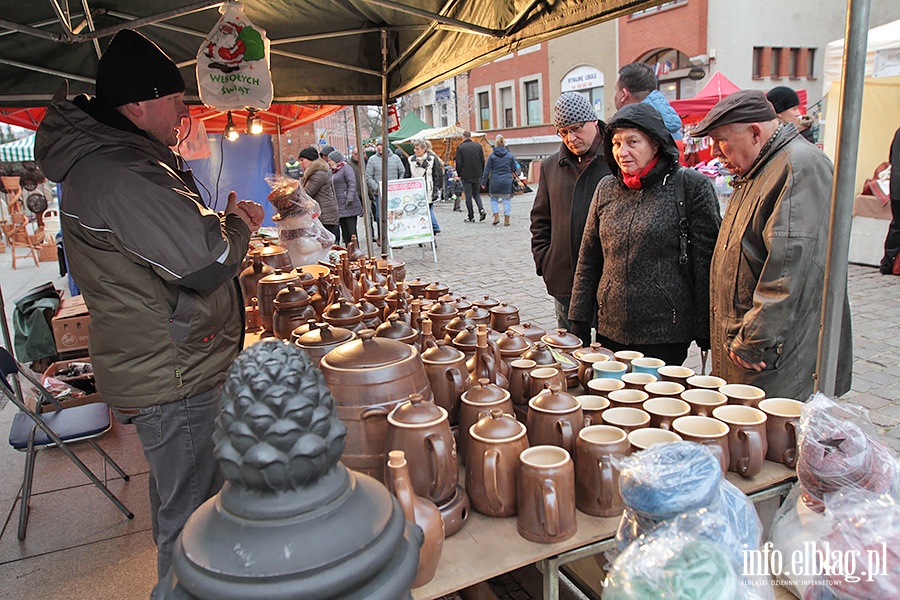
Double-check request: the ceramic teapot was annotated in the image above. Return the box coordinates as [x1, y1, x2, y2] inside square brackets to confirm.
[249, 239, 292, 271]
[496, 330, 533, 366]
[239, 253, 275, 303]
[427, 300, 459, 340]
[526, 384, 584, 455]
[256, 269, 301, 333]
[466, 408, 529, 518]
[421, 340, 469, 425]
[272, 283, 317, 340]
[458, 378, 514, 462]
[424, 281, 450, 300]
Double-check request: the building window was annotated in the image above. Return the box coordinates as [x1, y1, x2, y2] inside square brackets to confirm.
[752, 47, 764, 79]
[478, 91, 491, 130]
[524, 80, 541, 125]
[789, 48, 800, 78]
[499, 85, 514, 128]
[771, 47, 783, 78]
[630, 0, 687, 18]
[807, 48, 816, 79]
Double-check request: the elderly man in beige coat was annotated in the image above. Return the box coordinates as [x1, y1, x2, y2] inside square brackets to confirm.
[694, 90, 852, 400]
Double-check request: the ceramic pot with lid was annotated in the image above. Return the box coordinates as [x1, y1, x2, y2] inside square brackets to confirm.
[458, 379, 514, 462]
[323, 298, 365, 333]
[376, 253, 406, 282]
[421, 340, 469, 425]
[407, 278, 428, 298]
[375, 315, 419, 345]
[542, 328, 583, 354]
[448, 295, 472, 313]
[250, 239, 292, 271]
[319, 330, 432, 481]
[424, 281, 449, 300]
[427, 300, 459, 340]
[464, 306, 491, 326]
[257, 269, 301, 333]
[472, 295, 500, 311]
[273, 283, 317, 340]
[452, 324, 480, 358]
[526, 384, 584, 455]
[239, 254, 275, 303]
[496, 330, 533, 366]
[386, 394, 459, 505]
[508, 322, 546, 344]
[489, 302, 520, 333]
[292, 321, 357, 366]
[522, 341, 561, 370]
[466, 408, 529, 518]
[444, 315, 478, 345]
[356, 297, 383, 330]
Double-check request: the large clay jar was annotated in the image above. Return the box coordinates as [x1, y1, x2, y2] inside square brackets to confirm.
[458, 378, 514, 462]
[256, 269, 300, 333]
[421, 340, 469, 425]
[375, 314, 418, 345]
[386, 394, 458, 505]
[424, 281, 449, 300]
[508, 322, 546, 344]
[272, 284, 317, 340]
[376, 253, 406, 282]
[496, 330, 533, 366]
[239, 253, 275, 303]
[319, 330, 432, 481]
[249, 239, 292, 271]
[292, 321, 356, 366]
[427, 300, 459, 340]
[527, 384, 584, 455]
[466, 408, 529, 518]
[323, 297, 365, 333]
[387, 450, 444, 588]
[489, 302, 520, 333]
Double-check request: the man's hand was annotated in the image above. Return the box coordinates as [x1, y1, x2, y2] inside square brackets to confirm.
[729, 350, 765, 371]
[225, 191, 265, 232]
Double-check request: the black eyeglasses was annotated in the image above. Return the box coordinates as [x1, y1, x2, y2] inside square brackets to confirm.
[557, 122, 586, 138]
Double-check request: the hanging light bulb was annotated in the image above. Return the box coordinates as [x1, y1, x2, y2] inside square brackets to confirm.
[224, 111, 239, 141]
[246, 109, 263, 135]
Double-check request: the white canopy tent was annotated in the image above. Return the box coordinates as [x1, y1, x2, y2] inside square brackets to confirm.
[824, 18, 900, 87]
[0, 134, 34, 162]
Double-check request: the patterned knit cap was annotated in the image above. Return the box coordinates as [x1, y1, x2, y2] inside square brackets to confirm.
[554, 92, 598, 129]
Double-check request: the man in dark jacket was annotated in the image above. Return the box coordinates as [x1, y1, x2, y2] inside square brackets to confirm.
[879, 126, 900, 274]
[696, 90, 852, 399]
[34, 30, 264, 585]
[455, 130, 488, 222]
[530, 92, 611, 329]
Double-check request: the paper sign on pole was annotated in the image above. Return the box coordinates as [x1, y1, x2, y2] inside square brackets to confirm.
[386, 177, 435, 253]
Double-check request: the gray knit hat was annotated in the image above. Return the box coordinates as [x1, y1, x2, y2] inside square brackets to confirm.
[328, 150, 345, 163]
[554, 92, 597, 129]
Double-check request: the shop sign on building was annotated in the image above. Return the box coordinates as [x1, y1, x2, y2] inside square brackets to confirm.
[435, 87, 452, 102]
[562, 66, 604, 92]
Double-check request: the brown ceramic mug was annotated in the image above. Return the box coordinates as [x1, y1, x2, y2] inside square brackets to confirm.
[719, 383, 766, 407]
[576, 352, 609, 388]
[528, 367, 567, 401]
[628, 427, 682, 452]
[712, 405, 768, 478]
[657, 365, 695, 387]
[613, 350, 643, 372]
[642, 397, 690, 431]
[686, 375, 727, 391]
[587, 377, 625, 396]
[607, 388, 650, 409]
[576, 395, 609, 427]
[517, 445, 577, 543]
[466, 409, 530, 517]
[575, 425, 630, 517]
[630, 357, 665, 377]
[600, 407, 650, 434]
[759, 398, 802, 468]
[672, 415, 731, 473]
[622, 372, 657, 390]
[508, 358, 536, 406]
[681, 388, 728, 417]
[644, 380, 685, 399]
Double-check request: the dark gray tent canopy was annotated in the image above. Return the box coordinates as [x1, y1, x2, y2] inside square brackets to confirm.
[0, 0, 663, 105]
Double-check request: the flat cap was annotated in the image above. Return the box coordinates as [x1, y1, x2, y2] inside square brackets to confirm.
[693, 90, 778, 137]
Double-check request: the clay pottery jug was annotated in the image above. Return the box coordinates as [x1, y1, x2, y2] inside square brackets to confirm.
[257, 269, 300, 333]
[472, 295, 500, 311]
[407, 277, 428, 298]
[526, 384, 584, 455]
[368, 261, 389, 289]
[575, 425, 631, 517]
[345, 234, 367, 261]
[507, 359, 538, 407]
[386, 394, 458, 505]
[249, 239, 292, 271]
[517, 445, 577, 544]
[376, 253, 406, 282]
[422, 340, 469, 425]
[356, 297, 383, 330]
[385, 281, 408, 315]
[489, 302, 520, 333]
[418, 318, 438, 353]
[319, 330, 432, 481]
[508, 322, 546, 344]
[496, 330, 532, 366]
[577, 352, 609, 388]
[758, 398, 802, 468]
[357, 262, 378, 298]
[427, 300, 459, 340]
[244, 297, 262, 333]
[323, 297, 365, 333]
[292, 321, 356, 366]
[375, 314, 419, 345]
[445, 316, 478, 346]
[466, 408, 529, 518]
[364, 285, 390, 322]
[541, 328, 583, 355]
[424, 281, 449, 300]
[309, 273, 331, 319]
[466, 324, 509, 389]
[386, 450, 444, 588]
[464, 305, 491, 326]
[272, 283, 317, 340]
[239, 253, 275, 303]
[458, 378, 513, 462]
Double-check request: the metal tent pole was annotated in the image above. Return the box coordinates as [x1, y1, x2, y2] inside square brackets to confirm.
[816, 0, 871, 395]
[353, 105, 374, 257]
[0, 285, 25, 403]
[380, 29, 389, 254]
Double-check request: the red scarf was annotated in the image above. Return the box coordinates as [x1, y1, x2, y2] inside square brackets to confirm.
[331, 161, 346, 173]
[621, 156, 659, 190]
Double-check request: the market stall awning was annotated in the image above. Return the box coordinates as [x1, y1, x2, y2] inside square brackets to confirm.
[0, 133, 34, 162]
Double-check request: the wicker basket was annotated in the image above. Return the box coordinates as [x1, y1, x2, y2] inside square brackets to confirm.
[38, 242, 57, 262]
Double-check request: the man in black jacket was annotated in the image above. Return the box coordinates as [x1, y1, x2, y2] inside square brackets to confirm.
[530, 92, 611, 330]
[880, 126, 900, 274]
[455, 130, 488, 222]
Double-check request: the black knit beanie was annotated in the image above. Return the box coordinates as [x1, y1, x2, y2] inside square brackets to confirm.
[96, 29, 186, 107]
[766, 86, 800, 114]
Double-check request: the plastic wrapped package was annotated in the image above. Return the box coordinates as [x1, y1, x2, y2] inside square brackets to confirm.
[265, 174, 335, 267]
[797, 393, 899, 513]
[605, 510, 774, 600]
[614, 441, 762, 566]
[767, 482, 829, 598]
[800, 491, 900, 600]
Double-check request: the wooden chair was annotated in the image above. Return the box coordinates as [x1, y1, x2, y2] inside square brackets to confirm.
[8, 212, 41, 268]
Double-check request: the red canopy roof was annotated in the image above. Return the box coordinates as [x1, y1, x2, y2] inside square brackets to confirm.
[0, 103, 342, 134]
[669, 72, 808, 121]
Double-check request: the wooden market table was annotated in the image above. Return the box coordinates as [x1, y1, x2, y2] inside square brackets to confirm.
[413, 460, 797, 600]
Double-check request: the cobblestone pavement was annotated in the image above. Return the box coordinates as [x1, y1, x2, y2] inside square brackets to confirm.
[384, 191, 900, 450]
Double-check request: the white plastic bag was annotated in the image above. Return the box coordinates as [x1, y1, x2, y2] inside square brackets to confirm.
[264, 174, 334, 267]
[197, 1, 273, 110]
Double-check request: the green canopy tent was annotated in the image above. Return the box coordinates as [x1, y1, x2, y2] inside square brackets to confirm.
[0, 134, 34, 163]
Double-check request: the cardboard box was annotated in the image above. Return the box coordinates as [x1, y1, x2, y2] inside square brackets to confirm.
[37, 358, 103, 412]
[51, 295, 90, 353]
